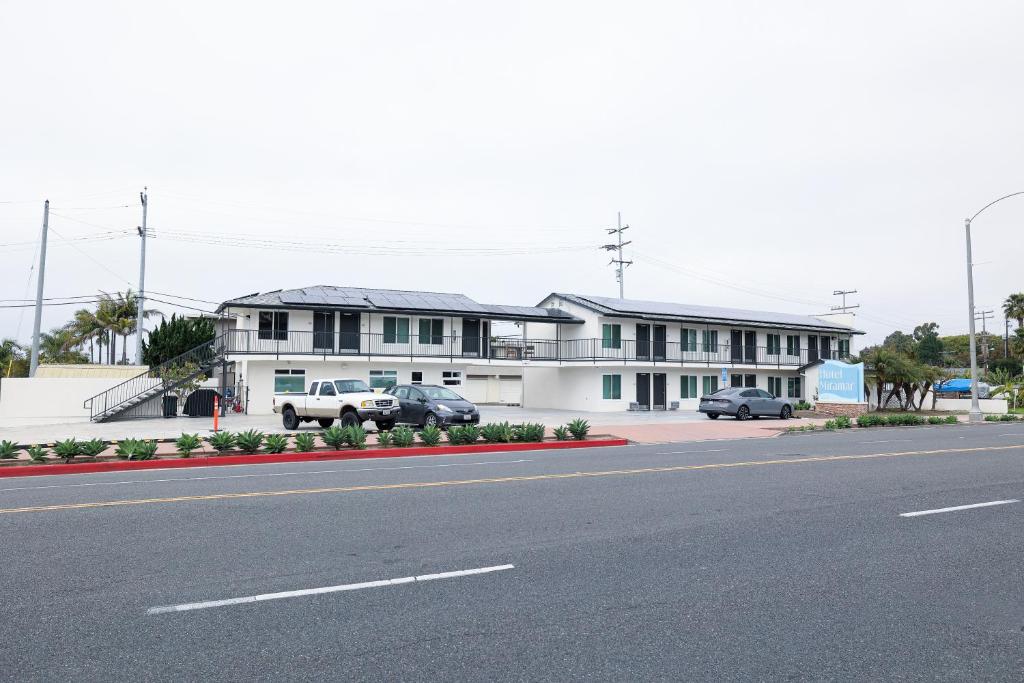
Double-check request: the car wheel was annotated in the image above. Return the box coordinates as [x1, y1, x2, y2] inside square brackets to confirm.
[317, 418, 335, 429]
[780, 405, 792, 420]
[375, 420, 396, 432]
[282, 407, 299, 431]
[736, 405, 750, 420]
[423, 412, 438, 428]
[340, 411, 360, 428]
[706, 412, 720, 420]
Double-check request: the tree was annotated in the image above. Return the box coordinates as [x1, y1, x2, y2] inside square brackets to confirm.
[39, 328, 88, 365]
[1, 339, 28, 378]
[1003, 292, 1024, 329]
[912, 322, 939, 341]
[913, 322, 944, 366]
[882, 331, 916, 356]
[142, 314, 216, 367]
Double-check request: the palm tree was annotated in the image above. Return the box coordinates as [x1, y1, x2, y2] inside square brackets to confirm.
[66, 308, 104, 363]
[99, 289, 161, 364]
[39, 327, 88, 364]
[1003, 293, 1024, 329]
[1, 339, 27, 377]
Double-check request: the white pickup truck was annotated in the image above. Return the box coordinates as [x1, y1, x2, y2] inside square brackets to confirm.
[273, 378, 401, 431]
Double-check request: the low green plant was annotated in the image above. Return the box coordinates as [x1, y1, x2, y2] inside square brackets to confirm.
[943, 415, 958, 424]
[514, 422, 545, 442]
[885, 413, 925, 426]
[927, 416, 944, 425]
[856, 414, 886, 427]
[0, 440, 20, 459]
[208, 431, 237, 453]
[834, 416, 852, 429]
[235, 429, 265, 454]
[552, 425, 570, 441]
[342, 424, 368, 449]
[480, 422, 512, 443]
[999, 414, 1020, 422]
[79, 438, 107, 458]
[114, 438, 140, 459]
[293, 432, 316, 453]
[567, 418, 590, 441]
[175, 433, 202, 458]
[446, 425, 481, 445]
[418, 425, 443, 447]
[53, 438, 82, 463]
[130, 440, 159, 460]
[321, 425, 347, 449]
[27, 444, 48, 462]
[391, 425, 415, 447]
[376, 430, 394, 447]
[264, 434, 288, 454]
[823, 419, 837, 431]
[794, 400, 812, 411]
[984, 414, 1000, 422]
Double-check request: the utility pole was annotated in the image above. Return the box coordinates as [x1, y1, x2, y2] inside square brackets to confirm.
[601, 212, 632, 298]
[1005, 318, 1010, 358]
[830, 289, 860, 314]
[134, 188, 148, 365]
[975, 309, 994, 367]
[29, 200, 50, 377]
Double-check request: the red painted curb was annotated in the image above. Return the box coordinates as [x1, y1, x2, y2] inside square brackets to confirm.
[0, 439, 629, 478]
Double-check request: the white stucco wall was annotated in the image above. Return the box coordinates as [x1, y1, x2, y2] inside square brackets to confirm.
[0, 377, 134, 425]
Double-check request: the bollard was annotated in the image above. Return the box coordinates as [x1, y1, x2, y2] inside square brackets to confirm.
[213, 395, 219, 433]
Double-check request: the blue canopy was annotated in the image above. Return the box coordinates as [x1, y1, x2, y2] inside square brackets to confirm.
[935, 378, 972, 393]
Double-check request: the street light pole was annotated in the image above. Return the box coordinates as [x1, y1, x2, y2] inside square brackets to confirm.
[964, 190, 1024, 423]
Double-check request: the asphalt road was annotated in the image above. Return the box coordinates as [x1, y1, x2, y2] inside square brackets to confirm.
[3, 423, 1024, 681]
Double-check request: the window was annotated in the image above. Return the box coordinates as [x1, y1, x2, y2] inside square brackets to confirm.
[602, 374, 621, 399]
[768, 376, 783, 397]
[393, 386, 410, 399]
[259, 311, 288, 341]
[767, 334, 781, 355]
[418, 318, 444, 345]
[681, 328, 697, 352]
[702, 329, 718, 353]
[422, 386, 464, 400]
[602, 324, 621, 349]
[369, 369, 398, 389]
[680, 375, 698, 399]
[702, 375, 719, 395]
[411, 371, 423, 384]
[730, 373, 742, 388]
[409, 387, 426, 401]
[786, 335, 800, 356]
[273, 368, 304, 392]
[787, 376, 802, 398]
[383, 317, 410, 344]
[334, 379, 371, 393]
[319, 382, 336, 396]
[839, 339, 851, 357]
[744, 374, 756, 388]
[741, 389, 758, 398]
[307, 382, 319, 396]
[442, 370, 462, 386]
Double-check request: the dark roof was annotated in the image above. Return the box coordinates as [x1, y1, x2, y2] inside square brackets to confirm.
[547, 293, 863, 334]
[218, 286, 583, 324]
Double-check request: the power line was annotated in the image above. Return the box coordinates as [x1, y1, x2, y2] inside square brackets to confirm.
[831, 289, 860, 314]
[146, 290, 223, 305]
[47, 226, 134, 287]
[601, 212, 632, 298]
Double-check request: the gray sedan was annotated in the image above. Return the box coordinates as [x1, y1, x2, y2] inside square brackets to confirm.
[698, 387, 794, 420]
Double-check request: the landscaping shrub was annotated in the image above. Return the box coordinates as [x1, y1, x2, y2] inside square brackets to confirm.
[567, 418, 590, 441]
[1000, 414, 1020, 421]
[446, 425, 481, 445]
[342, 425, 368, 449]
[834, 416, 852, 429]
[823, 419, 837, 431]
[79, 438, 107, 458]
[515, 422, 545, 442]
[293, 432, 316, 453]
[418, 425, 443, 447]
[127, 440, 158, 460]
[856, 414, 886, 428]
[480, 422, 513, 443]
[927, 416, 944, 425]
[321, 425, 347, 450]
[208, 431, 237, 453]
[552, 425, 570, 441]
[53, 438, 82, 464]
[235, 429, 265, 454]
[794, 400, 812, 411]
[885, 414, 924, 426]
[984, 415, 1000, 422]
[376, 430, 394, 447]
[264, 434, 288, 454]
[944, 415, 958, 424]
[27, 445, 48, 462]
[175, 433, 202, 458]
[114, 439, 141, 459]
[391, 426, 415, 447]
[0, 440, 20, 459]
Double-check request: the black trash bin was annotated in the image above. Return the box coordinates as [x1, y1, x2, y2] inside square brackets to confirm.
[162, 395, 178, 418]
[183, 389, 221, 418]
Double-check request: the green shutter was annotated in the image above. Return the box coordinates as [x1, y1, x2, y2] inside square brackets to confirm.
[418, 319, 430, 344]
[384, 317, 396, 343]
[613, 375, 621, 399]
[603, 375, 611, 399]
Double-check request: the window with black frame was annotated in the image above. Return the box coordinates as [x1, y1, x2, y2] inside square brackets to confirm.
[258, 311, 289, 341]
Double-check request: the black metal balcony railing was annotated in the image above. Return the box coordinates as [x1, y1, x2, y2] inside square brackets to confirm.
[223, 330, 849, 367]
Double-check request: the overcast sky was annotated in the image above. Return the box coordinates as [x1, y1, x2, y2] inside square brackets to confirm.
[2, 1, 1023, 347]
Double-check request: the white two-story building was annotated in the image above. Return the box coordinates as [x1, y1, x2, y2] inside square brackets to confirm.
[215, 286, 861, 415]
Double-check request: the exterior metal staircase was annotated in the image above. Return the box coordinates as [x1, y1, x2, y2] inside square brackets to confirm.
[83, 335, 227, 422]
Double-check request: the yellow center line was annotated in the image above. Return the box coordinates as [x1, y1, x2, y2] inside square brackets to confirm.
[2, 443, 1023, 515]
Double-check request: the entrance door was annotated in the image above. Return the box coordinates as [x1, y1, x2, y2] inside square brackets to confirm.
[636, 372, 650, 410]
[820, 336, 832, 360]
[652, 373, 667, 410]
[744, 331, 756, 363]
[653, 325, 667, 361]
[807, 335, 819, 363]
[730, 330, 743, 362]
[636, 324, 651, 361]
[313, 311, 334, 354]
[462, 319, 480, 356]
[338, 314, 360, 353]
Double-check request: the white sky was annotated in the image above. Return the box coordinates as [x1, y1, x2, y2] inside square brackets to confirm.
[2, 1, 1023, 346]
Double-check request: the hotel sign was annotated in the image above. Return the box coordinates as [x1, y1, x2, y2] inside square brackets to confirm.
[817, 360, 864, 403]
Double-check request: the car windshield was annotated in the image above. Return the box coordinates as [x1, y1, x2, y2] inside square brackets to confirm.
[334, 379, 371, 393]
[420, 386, 463, 400]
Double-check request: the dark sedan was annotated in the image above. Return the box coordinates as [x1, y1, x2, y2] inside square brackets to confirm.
[698, 387, 793, 420]
[387, 384, 481, 428]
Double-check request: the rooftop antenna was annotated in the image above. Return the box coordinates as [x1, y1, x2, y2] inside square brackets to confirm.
[601, 212, 632, 298]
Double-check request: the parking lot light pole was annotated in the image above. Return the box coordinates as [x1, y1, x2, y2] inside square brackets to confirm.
[964, 191, 1024, 423]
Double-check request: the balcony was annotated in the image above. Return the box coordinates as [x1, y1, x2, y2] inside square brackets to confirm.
[224, 330, 849, 367]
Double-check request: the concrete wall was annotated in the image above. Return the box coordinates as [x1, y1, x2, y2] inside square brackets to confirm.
[934, 397, 1008, 414]
[0, 377, 127, 425]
